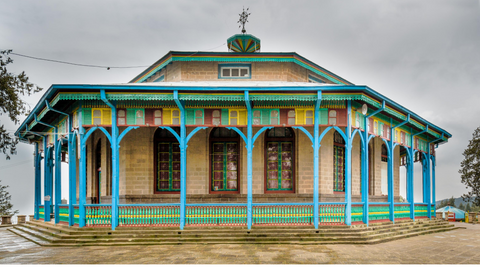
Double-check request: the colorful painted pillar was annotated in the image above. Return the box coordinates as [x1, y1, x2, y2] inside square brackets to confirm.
[173, 90, 187, 229]
[68, 117, 77, 226]
[423, 152, 431, 218]
[35, 114, 56, 222]
[409, 125, 428, 220]
[45, 101, 70, 224]
[388, 115, 410, 222]
[344, 100, 352, 226]
[33, 142, 42, 220]
[406, 142, 415, 220]
[312, 91, 321, 228]
[431, 155, 436, 212]
[244, 91, 253, 229]
[361, 101, 385, 226]
[79, 106, 87, 227]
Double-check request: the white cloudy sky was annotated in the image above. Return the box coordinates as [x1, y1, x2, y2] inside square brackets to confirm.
[1, 0, 479, 215]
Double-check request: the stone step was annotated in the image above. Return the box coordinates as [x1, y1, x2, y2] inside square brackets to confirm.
[7, 227, 52, 246]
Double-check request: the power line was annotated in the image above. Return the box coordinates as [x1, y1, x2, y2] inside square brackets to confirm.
[9, 52, 150, 70]
[8, 43, 227, 70]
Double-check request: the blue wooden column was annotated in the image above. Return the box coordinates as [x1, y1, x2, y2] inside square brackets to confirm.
[387, 115, 410, 222]
[406, 144, 415, 220]
[68, 127, 77, 226]
[422, 153, 431, 218]
[173, 90, 187, 229]
[361, 101, 385, 226]
[33, 142, 42, 220]
[100, 91, 119, 229]
[313, 91, 321, 229]
[344, 100, 352, 225]
[244, 91, 254, 229]
[409, 125, 429, 220]
[78, 106, 87, 227]
[431, 156, 436, 211]
[35, 114, 56, 222]
[45, 101, 71, 224]
[54, 134, 61, 223]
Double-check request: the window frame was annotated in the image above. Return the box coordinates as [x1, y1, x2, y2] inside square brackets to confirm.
[264, 127, 295, 194]
[209, 128, 241, 194]
[333, 131, 346, 193]
[154, 127, 181, 194]
[218, 63, 251, 79]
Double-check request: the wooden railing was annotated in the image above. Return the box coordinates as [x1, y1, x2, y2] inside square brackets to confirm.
[368, 204, 390, 222]
[39, 205, 44, 220]
[85, 205, 111, 226]
[186, 205, 246, 226]
[351, 204, 364, 224]
[394, 203, 411, 220]
[414, 203, 429, 218]
[118, 205, 180, 226]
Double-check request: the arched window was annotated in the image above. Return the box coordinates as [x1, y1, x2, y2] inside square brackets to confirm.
[154, 127, 181, 193]
[210, 128, 240, 193]
[329, 110, 337, 125]
[381, 143, 388, 195]
[333, 131, 345, 192]
[265, 127, 295, 193]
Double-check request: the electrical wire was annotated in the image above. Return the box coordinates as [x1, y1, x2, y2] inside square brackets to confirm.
[8, 43, 227, 70]
[9, 52, 149, 69]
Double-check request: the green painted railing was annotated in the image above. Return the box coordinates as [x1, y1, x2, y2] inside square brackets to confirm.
[119, 206, 180, 226]
[58, 205, 80, 224]
[39, 205, 44, 220]
[86, 206, 111, 226]
[414, 204, 428, 218]
[368, 204, 390, 221]
[186, 206, 246, 226]
[351, 204, 364, 223]
[394, 204, 410, 220]
[319, 204, 345, 225]
[59, 206, 69, 223]
[431, 204, 435, 217]
[253, 205, 313, 225]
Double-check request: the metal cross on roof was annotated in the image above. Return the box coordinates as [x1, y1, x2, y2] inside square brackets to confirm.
[238, 7, 251, 34]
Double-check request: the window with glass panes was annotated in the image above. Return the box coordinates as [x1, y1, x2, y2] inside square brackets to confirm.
[333, 131, 346, 192]
[329, 110, 337, 125]
[210, 128, 239, 192]
[154, 110, 162, 125]
[118, 109, 126, 125]
[265, 128, 295, 192]
[219, 64, 251, 79]
[287, 110, 295, 125]
[212, 110, 221, 125]
[154, 128, 181, 193]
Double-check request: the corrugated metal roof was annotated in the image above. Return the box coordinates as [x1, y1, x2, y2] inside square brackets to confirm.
[436, 206, 466, 219]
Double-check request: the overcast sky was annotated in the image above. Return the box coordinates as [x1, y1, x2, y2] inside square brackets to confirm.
[1, 0, 479, 215]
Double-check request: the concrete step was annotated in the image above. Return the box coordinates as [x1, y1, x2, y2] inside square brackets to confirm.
[7, 226, 52, 246]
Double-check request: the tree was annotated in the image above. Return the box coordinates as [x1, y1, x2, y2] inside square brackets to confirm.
[459, 126, 480, 207]
[458, 202, 464, 210]
[448, 196, 456, 208]
[0, 180, 18, 215]
[0, 50, 42, 159]
[466, 203, 471, 212]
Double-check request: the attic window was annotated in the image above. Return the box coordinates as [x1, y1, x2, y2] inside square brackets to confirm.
[218, 64, 251, 79]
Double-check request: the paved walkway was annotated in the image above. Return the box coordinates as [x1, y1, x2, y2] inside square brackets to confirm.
[0, 223, 479, 264]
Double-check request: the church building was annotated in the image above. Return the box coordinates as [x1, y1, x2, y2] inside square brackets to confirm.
[15, 11, 451, 230]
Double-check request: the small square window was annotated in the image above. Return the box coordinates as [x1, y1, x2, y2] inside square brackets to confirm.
[219, 64, 251, 79]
